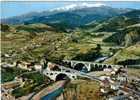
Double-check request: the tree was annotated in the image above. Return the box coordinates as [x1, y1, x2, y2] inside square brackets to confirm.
[1, 24, 10, 32]
[95, 44, 102, 53]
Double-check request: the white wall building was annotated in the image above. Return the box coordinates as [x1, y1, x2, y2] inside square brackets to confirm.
[34, 64, 42, 72]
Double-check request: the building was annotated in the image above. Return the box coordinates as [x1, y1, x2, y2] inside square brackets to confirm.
[34, 64, 42, 72]
[16, 61, 32, 71]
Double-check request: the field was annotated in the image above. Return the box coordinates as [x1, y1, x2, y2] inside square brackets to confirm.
[63, 80, 102, 100]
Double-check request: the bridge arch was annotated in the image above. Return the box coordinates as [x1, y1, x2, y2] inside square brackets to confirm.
[55, 73, 69, 81]
[108, 65, 112, 68]
[103, 65, 107, 69]
[73, 63, 87, 71]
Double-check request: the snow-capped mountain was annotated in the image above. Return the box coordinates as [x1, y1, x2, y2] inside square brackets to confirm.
[50, 3, 106, 11]
[2, 3, 131, 30]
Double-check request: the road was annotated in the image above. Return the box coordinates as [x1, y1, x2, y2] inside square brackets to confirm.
[58, 65, 101, 82]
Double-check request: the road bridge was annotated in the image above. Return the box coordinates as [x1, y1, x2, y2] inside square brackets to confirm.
[43, 64, 101, 82]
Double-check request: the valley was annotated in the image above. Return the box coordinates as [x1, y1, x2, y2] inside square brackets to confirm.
[1, 2, 140, 100]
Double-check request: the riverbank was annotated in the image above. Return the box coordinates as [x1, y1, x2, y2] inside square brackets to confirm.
[32, 80, 69, 100]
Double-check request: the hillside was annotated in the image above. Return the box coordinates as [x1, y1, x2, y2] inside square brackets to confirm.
[75, 10, 140, 65]
[1, 23, 68, 62]
[1, 9, 140, 65]
[89, 10, 140, 32]
[1, 22, 118, 64]
[79, 10, 140, 47]
[103, 25, 140, 46]
[104, 43, 140, 65]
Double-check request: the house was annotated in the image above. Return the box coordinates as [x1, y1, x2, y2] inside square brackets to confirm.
[117, 75, 127, 84]
[110, 83, 119, 90]
[99, 76, 111, 89]
[46, 62, 55, 71]
[16, 61, 32, 71]
[117, 90, 129, 95]
[14, 77, 23, 83]
[100, 88, 109, 94]
[4, 53, 10, 58]
[34, 64, 42, 72]
[46, 62, 61, 71]
[104, 68, 112, 72]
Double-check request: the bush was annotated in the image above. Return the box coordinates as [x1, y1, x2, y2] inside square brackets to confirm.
[72, 47, 102, 61]
[1, 67, 27, 83]
[1, 24, 10, 32]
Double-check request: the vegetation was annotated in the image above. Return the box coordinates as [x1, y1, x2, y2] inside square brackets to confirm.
[105, 43, 140, 64]
[127, 68, 140, 77]
[1, 24, 11, 32]
[103, 26, 140, 46]
[12, 81, 36, 97]
[72, 44, 102, 61]
[21, 72, 45, 85]
[12, 72, 50, 97]
[1, 6, 140, 100]
[1, 10, 140, 65]
[1, 23, 108, 63]
[64, 80, 102, 100]
[1, 67, 27, 83]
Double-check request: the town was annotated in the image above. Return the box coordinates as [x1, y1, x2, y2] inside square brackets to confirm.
[1, 1, 140, 100]
[1, 59, 140, 100]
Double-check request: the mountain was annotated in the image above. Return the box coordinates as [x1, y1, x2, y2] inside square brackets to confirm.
[90, 10, 140, 32]
[1, 3, 140, 65]
[100, 10, 140, 46]
[1, 3, 131, 30]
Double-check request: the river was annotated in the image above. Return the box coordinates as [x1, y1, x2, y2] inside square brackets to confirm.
[32, 80, 69, 100]
[41, 87, 64, 100]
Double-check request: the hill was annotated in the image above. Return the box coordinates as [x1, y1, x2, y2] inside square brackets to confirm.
[88, 10, 140, 32]
[104, 43, 140, 65]
[80, 10, 140, 47]
[1, 9, 140, 65]
[1, 23, 116, 63]
[1, 23, 68, 62]
[103, 24, 140, 46]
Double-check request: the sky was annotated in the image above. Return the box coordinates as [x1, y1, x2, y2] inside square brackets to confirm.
[1, 1, 140, 18]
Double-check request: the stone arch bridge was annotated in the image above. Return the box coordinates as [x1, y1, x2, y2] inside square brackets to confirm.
[63, 60, 124, 71]
[43, 60, 124, 81]
[43, 65, 79, 81]
[43, 70, 77, 81]
[43, 65, 100, 82]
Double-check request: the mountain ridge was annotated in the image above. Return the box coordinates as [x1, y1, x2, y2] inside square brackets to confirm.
[1, 5, 131, 29]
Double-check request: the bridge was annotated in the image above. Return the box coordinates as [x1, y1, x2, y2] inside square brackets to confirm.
[42, 60, 126, 82]
[63, 60, 124, 71]
[43, 70, 77, 81]
[43, 62, 139, 97]
[43, 64, 101, 82]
